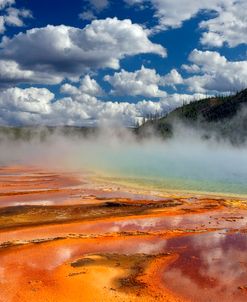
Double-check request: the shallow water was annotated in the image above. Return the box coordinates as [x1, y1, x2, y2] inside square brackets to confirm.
[88, 142, 247, 196]
[2, 231, 247, 302]
[163, 232, 247, 302]
[102, 175, 247, 196]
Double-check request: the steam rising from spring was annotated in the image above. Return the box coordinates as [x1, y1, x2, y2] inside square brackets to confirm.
[0, 125, 247, 195]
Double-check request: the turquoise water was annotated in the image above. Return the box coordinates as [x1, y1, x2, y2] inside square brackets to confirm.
[102, 175, 247, 196]
[78, 139, 247, 196]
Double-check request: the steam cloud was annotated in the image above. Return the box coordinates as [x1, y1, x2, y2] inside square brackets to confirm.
[0, 122, 247, 196]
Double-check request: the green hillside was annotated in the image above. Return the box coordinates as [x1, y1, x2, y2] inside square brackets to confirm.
[137, 89, 247, 144]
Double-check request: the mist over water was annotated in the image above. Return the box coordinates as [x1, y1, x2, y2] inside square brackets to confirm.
[80, 131, 247, 195]
[1, 126, 247, 196]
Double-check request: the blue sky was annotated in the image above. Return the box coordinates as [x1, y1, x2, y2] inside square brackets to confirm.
[0, 0, 246, 126]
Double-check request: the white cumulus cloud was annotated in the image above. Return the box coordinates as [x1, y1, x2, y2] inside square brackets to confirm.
[0, 0, 14, 9]
[0, 0, 32, 34]
[104, 66, 166, 98]
[161, 69, 184, 88]
[79, 0, 109, 21]
[88, 0, 109, 11]
[200, 0, 247, 47]
[0, 85, 206, 127]
[183, 49, 247, 93]
[124, 0, 247, 48]
[61, 75, 104, 97]
[0, 18, 166, 87]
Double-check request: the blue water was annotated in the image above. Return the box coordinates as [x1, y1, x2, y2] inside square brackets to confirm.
[77, 138, 247, 196]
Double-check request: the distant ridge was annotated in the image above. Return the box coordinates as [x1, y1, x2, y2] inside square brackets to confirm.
[0, 89, 247, 145]
[0, 126, 99, 141]
[137, 89, 247, 144]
